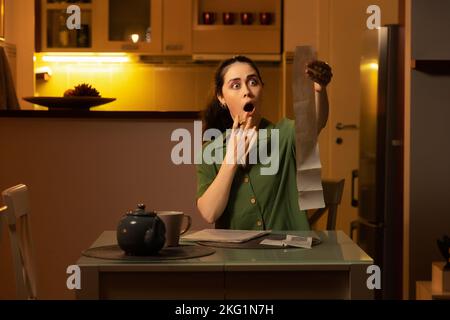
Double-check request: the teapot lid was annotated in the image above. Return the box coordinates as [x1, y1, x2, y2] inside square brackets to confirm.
[126, 204, 156, 217]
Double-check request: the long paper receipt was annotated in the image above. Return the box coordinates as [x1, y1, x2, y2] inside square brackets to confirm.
[293, 46, 325, 210]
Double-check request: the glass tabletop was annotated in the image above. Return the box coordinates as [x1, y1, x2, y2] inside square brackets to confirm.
[76, 230, 373, 270]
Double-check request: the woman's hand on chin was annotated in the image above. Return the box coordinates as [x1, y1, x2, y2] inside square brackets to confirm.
[240, 113, 260, 130]
[225, 114, 257, 166]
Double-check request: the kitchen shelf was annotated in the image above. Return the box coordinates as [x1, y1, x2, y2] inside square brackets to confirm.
[193, 0, 281, 55]
[194, 25, 278, 31]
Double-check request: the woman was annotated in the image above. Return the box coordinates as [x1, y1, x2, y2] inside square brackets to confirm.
[196, 55, 332, 230]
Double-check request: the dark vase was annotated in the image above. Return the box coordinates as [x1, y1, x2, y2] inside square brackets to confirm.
[259, 12, 273, 25]
[240, 12, 253, 25]
[202, 12, 216, 25]
[223, 12, 235, 25]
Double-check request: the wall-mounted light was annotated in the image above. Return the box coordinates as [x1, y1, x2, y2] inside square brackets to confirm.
[131, 34, 140, 43]
[360, 61, 379, 72]
[41, 54, 130, 63]
[368, 62, 379, 71]
[35, 66, 53, 81]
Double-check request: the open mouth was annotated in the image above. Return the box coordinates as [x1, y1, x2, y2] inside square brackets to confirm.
[243, 102, 255, 112]
[239, 102, 255, 124]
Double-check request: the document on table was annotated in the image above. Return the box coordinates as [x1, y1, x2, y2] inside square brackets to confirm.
[292, 46, 325, 210]
[260, 235, 321, 249]
[181, 229, 271, 243]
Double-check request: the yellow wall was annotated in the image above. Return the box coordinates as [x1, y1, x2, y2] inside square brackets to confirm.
[34, 53, 281, 122]
[35, 54, 210, 112]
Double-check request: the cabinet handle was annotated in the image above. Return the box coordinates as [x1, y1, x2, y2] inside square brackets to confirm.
[121, 44, 139, 50]
[165, 44, 183, 51]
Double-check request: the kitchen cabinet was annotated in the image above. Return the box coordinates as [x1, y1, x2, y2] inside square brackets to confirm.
[162, 0, 192, 55]
[38, 0, 279, 56]
[96, 0, 162, 53]
[283, 0, 318, 53]
[192, 0, 281, 59]
[38, 0, 164, 53]
[39, 0, 98, 51]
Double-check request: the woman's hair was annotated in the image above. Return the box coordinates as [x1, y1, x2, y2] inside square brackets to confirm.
[202, 55, 264, 134]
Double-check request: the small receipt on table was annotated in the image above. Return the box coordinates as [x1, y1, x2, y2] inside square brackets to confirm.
[260, 235, 313, 249]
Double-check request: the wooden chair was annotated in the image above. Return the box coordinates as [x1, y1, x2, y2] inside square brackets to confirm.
[1, 184, 37, 299]
[306, 179, 345, 230]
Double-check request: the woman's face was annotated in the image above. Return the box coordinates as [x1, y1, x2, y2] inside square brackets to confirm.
[217, 62, 263, 127]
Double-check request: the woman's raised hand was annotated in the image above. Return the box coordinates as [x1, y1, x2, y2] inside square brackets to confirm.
[224, 114, 257, 166]
[306, 60, 333, 92]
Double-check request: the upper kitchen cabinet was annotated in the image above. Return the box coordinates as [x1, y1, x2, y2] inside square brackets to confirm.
[96, 0, 162, 52]
[192, 0, 281, 59]
[283, 0, 318, 53]
[39, 0, 97, 51]
[37, 0, 163, 53]
[162, 0, 192, 55]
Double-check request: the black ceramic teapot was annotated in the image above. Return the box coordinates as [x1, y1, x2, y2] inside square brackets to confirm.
[117, 204, 166, 255]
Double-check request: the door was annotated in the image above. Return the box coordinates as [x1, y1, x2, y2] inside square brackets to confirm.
[320, 0, 399, 234]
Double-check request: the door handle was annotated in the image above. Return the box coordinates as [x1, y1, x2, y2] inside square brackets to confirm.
[350, 220, 384, 240]
[165, 44, 184, 51]
[336, 122, 358, 130]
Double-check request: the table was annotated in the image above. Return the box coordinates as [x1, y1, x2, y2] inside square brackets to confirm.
[75, 230, 373, 299]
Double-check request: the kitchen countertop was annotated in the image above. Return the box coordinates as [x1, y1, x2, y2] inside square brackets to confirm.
[0, 109, 201, 119]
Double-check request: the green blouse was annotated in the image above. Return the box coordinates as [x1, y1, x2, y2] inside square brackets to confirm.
[196, 117, 310, 231]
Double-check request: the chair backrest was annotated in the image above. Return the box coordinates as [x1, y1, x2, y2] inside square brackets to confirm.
[306, 179, 345, 230]
[1, 184, 37, 299]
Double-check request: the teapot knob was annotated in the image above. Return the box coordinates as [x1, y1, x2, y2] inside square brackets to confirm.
[137, 204, 146, 210]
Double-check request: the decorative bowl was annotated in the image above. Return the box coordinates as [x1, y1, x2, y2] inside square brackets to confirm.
[23, 96, 116, 111]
